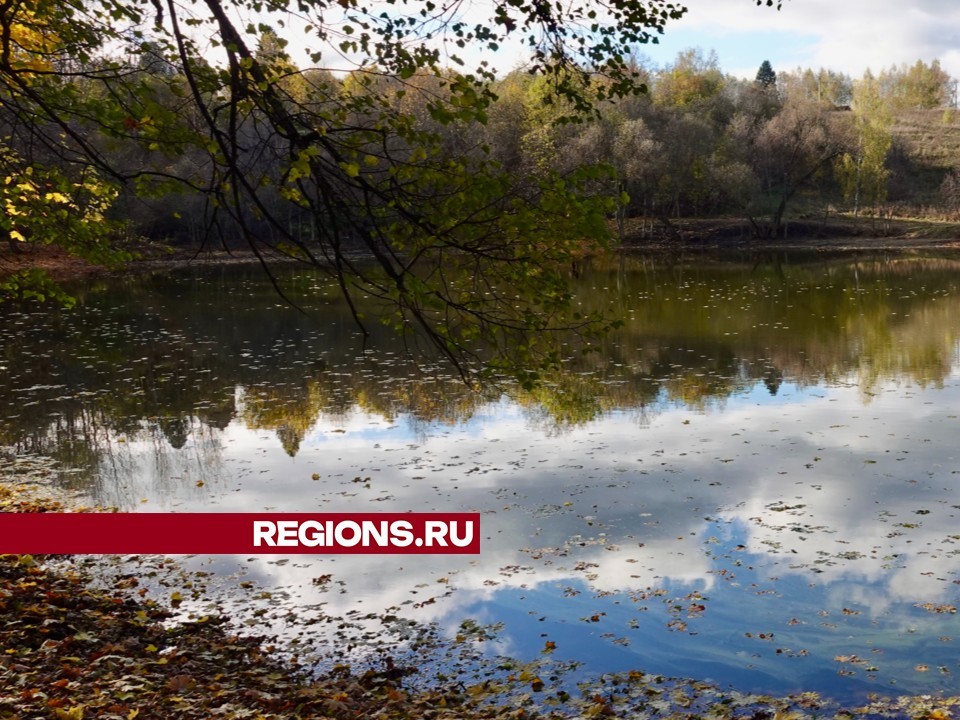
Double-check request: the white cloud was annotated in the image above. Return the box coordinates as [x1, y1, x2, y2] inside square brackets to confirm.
[672, 0, 960, 78]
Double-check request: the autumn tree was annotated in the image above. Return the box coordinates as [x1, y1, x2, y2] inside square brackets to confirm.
[0, 0, 800, 381]
[0, 0, 133, 300]
[611, 117, 663, 236]
[654, 110, 718, 219]
[749, 96, 846, 236]
[779, 67, 853, 107]
[880, 59, 951, 110]
[654, 48, 725, 109]
[835, 70, 892, 216]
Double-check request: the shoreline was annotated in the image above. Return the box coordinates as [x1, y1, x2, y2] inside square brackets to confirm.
[3, 216, 960, 283]
[615, 216, 960, 251]
[0, 481, 529, 720]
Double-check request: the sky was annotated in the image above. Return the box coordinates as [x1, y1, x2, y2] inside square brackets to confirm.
[258, 0, 960, 83]
[644, 0, 960, 80]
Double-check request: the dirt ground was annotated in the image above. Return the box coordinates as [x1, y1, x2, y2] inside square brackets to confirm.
[0, 245, 281, 281]
[616, 216, 960, 251]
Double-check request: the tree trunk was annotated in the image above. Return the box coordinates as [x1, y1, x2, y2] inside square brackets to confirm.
[657, 213, 683, 242]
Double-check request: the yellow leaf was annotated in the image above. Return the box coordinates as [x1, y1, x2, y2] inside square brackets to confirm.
[340, 162, 360, 178]
[54, 706, 84, 720]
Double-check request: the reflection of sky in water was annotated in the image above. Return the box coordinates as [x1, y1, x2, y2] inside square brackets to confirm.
[87, 374, 960, 703]
[5, 258, 960, 705]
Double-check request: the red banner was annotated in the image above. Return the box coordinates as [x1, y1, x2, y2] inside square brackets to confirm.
[0, 513, 481, 554]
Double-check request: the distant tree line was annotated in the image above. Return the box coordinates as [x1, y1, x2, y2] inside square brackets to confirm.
[80, 49, 958, 245]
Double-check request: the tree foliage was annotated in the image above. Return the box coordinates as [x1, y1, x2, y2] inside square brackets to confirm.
[835, 71, 892, 215]
[755, 60, 776, 89]
[879, 59, 951, 110]
[654, 48, 724, 108]
[0, 0, 692, 382]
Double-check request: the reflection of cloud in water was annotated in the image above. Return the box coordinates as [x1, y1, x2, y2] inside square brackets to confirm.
[158, 376, 960, 597]
[708, 382, 960, 605]
[113, 374, 960, 699]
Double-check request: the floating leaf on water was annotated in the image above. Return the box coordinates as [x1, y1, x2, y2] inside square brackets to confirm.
[916, 602, 957, 614]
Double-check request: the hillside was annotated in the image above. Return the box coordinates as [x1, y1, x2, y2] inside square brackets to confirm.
[889, 108, 960, 208]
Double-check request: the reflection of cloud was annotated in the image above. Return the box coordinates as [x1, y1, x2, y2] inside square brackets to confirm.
[132, 376, 960, 601]
[103, 374, 960, 696]
[707, 380, 960, 606]
[825, 581, 896, 619]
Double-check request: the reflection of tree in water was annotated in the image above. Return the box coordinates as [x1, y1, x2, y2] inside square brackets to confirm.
[237, 368, 495, 452]
[1, 255, 960, 489]
[158, 416, 190, 450]
[763, 367, 784, 396]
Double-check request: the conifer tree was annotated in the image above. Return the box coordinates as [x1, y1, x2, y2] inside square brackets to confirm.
[756, 60, 777, 89]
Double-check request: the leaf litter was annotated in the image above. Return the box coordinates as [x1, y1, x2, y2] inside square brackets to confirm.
[2, 482, 960, 719]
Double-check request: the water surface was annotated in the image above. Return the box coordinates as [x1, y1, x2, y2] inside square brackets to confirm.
[3, 251, 960, 706]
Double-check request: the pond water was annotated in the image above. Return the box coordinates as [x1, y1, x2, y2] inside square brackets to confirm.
[4, 251, 960, 709]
